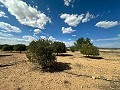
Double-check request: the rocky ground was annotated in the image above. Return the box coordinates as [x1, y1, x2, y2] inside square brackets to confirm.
[0, 50, 120, 90]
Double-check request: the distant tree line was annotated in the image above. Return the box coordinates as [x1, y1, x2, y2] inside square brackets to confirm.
[0, 44, 27, 53]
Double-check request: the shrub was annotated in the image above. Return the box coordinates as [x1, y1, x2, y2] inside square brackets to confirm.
[14, 44, 26, 53]
[2, 44, 13, 52]
[80, 44, 99, 56]
[0, 45, 4, 49]
[52, 42, 66, 55]
[74, 37, 92, 50]
[70, 46, 77, 52]
[26, 39, 56, 68]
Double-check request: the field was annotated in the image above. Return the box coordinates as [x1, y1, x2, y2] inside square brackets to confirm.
[0, 50, 120, 90]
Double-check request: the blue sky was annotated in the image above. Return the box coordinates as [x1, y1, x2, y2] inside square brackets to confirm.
[0, 0, 120, 48]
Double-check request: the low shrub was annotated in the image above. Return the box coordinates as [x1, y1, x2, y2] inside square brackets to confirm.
[26, 39, 56, 69]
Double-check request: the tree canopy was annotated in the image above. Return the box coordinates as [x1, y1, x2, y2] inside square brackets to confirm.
[52, 42, 66, 55]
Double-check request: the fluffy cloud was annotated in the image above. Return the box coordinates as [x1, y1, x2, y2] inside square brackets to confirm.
[63, 41, 74, 47]
[64, 0, 72, 6]
[40, 36, 46, 39]
[0, 36, 31, 45]
[82, 12, 95, 23]
[61, 27, 76, 34]
[93, 37, 120, 42]
[23, 35, 36, 42]
[0, 10, 8, 18]
[60, 14, 84, 26]
[0, 0, 51, 29]
[72, 34, 76, 36]
[0, 32, 13, 37]
[0, 22, 21, 33]
[34, 29, 41, 34]
[60, 12, 95, 27]
[95, 21, 119, 29]
[48, 36, 56, 41]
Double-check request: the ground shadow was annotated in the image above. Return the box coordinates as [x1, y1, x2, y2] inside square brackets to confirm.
[56, 54, 73, 57]
[43, 62, 71, 73]
[32, 62, 71, 73]
[0, 54, 12, 57]
[84, 56, 103, 59]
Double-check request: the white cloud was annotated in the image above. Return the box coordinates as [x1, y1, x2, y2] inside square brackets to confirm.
[63, 41, 74, 47]
[0, 36, 29, 45]
[60, 12, 95, 27]
[64, 0, 72, 6]
[82, 12, 95, 23]
[0, 4, 4, 7]
[0, 0, 51, 29]
[61, 27, 76, 34]
[34, 29, 41, 34]
[93, 37, 120, 42]
[68, 38, 71, 40]
[0, 10, 8, 18]
[95, 21, 119, 29]
[60, 13, 84, 26]
[48, 36, 56, 41]
[0, 32, 13, 37]
[72, 34, 76, 36]
[40, 36, 46, 39]
[0, 22, 21, 33]
[95, 42, 120, 48]
[23, 35, 36, 42]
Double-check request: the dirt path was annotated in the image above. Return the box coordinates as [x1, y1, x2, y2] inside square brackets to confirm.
[0, 51, 120, 90]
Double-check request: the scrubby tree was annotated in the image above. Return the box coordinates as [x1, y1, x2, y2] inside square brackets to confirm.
[0, 45, 3, 50]
[26, 39, 56, 68]
[2, 44, 13, 52]
[52, 42, 66, 55]
[74, 37, 92, 50]
[70, 46, 77, 52]
[80, 44, 99, 56]
[14, 44, 26, 53]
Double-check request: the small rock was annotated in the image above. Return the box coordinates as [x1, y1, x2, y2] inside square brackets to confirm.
[92, 76, 96, 79]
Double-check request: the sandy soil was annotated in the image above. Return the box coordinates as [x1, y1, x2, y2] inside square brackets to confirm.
[0, 50, 120, 90]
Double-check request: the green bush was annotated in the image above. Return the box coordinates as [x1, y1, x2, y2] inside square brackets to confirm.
[0, 45, 4, 49]
[52, 42, 66, 55]
[74, 37, 92, 50]
[2, 44, 13, 52]
[14, 44, 26, 53]
[70, 46, 77, 52]
[80, 44, 99, 56]
[26, 39, 56, 68]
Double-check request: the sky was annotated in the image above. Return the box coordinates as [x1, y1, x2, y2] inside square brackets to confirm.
[0, 0, 120, 48]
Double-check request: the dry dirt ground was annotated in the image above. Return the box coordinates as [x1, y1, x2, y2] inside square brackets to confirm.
[0, 50, 120, 90]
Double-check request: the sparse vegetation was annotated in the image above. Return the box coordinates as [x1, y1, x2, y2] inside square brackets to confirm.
[26, 39, 56, 69]
[70, 46, 77, 52]
[52, 41, 66, 55]
[14, 44, 26, 53]
[2, 44, 13, 52]
[80, 44, 99, 56]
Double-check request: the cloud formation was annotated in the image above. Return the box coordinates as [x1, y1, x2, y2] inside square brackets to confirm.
[0, 32, 13, 37]
[0, 10, 8, 18]
[95, 21, 119, 29]
[0, 0, 51, 29]
[64, 0, 72, 6]
[61, 27, 76, 34]
[0, 22, 21, 33]
[60, 12, 95, 27]
[34, 29, 41, 34]
[23, 35, 36, 42]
